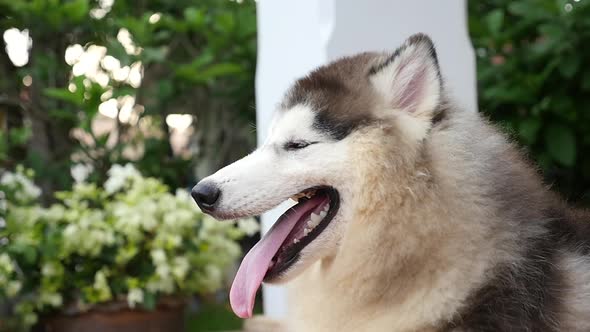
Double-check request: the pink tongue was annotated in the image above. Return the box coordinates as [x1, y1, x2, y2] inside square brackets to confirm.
[230, 197, 322, 318]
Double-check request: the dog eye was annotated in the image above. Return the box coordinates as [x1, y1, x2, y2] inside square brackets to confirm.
[284, 140, 314, 151]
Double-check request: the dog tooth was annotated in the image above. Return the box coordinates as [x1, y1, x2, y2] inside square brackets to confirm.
[308, 220, 318, 229]
[311, 212, 321, 224]
[319, 210, 327, 218]
[303, 228, 310, 236]
[293, 238, 299, 244]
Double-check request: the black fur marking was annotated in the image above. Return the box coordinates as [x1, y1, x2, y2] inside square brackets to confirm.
[283, 55, 377, 141]
[545, 208, 590, 255]
[367, 33, 442, 82]
[431, 100, 455, 130]
[285, 74, 348, 109]
[431, 107, 447, 126]
[367, 51, 397, 76]
[312, 110, 368, 141]
[444, 213, 575, 332]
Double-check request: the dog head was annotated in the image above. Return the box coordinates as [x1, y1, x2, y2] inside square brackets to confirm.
[192, 33, 444, 318]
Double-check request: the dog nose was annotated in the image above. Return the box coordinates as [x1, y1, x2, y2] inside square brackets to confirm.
[191, 181, 221, 211]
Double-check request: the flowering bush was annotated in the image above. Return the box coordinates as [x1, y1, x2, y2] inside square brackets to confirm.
[0, 164, 257, 331]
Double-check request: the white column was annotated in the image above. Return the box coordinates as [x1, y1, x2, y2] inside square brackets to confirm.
[255, 0, 476, 319]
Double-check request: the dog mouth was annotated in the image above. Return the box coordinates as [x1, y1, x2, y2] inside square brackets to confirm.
[266, 187, 340, 280]
[229, 186, 340, 318]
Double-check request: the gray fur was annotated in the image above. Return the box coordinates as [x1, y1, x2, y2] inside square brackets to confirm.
[204, 33, 590, 331]
[286, 34, 590, 331]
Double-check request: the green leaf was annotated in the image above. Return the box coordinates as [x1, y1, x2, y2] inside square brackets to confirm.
[184, 7, 206, 29]
[582, 69, 590, 91]
[8, 126, 32, 145]
[545, 124, 576, 166]
[215, 12, 235, 32]
[519, 118, 541, 144]
[485, 9, 504, 35]
[61, 0, 89, 23]
[111, 87, 137, 99]
[508, 2, 532, 16]
[44, 88, 83, 106]
[142, 46, 168, 64]
[559, 54, 580, 79]
[95, 133, 110, 147]
[508, 1, 551, 19]
[173, 52, 215, 81]
[158, 80, 174, 100]
[198, 63, 243, 80]
[12, 244, 38, 264]
[48, 109, 77, 122]
[142, 291, 157, 310]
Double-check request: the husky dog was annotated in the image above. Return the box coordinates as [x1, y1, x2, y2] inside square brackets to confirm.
[192, 34, 590, 331]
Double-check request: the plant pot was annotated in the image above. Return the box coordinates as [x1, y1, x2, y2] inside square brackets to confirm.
[41, 304, 185, 332]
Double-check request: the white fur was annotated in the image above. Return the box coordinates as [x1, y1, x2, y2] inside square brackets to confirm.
[201, 104, 353, 279]
[559, 253, 590, 330]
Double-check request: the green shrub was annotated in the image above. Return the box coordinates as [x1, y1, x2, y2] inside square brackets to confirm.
[469, 0, 590, 205]
[0, 165, 257, 331]
[0, 0, 257, 197]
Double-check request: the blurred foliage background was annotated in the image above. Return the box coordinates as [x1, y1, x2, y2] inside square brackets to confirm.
[0, 0, 257, 203]
[469, 0, 590, 206]
[1, 0, 589, 330]
[0, 0, 257, 330]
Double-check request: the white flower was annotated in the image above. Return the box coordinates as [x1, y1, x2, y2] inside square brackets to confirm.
[41, 262, 62, 277]
[146, 277, 174, 294]
[200, 265, 223, 290]
[174, 188, 191, 201]
[0, 190, 6, 212]
[151, 249, 166, 264]
[63, 224, 78, 238]
[0, 171, 41, 201]
[238, 218, 260, 236]
[23, 312, 37, 326]
[70, 163, 94, 184]
[23, 312, 38, 326]
[6, 280, 21, 297]
[104, 163, 141, 194]
[127, 288, 144, 308]
[40, 291, 63, 307]
[0, 253, 14, 273]
[93, 270, 113, 301]
[156, 263, 171, 278]
[172, 256, 189, 280]
[0, 172, 16, 186]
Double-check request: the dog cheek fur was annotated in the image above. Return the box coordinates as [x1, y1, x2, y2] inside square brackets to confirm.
[286, 121, 499, 331]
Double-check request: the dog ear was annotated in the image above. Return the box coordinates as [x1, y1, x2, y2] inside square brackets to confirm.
[369, 33, 442, 121]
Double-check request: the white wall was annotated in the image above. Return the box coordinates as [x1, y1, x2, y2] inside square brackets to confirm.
[255, 0, 476, 319]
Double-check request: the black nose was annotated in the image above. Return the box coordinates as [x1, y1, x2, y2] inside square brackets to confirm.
[191, 181, 221, 211]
